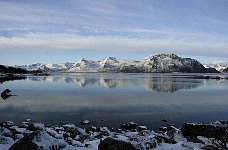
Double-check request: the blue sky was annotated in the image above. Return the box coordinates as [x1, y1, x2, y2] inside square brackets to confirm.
[0, 0, 228, 65]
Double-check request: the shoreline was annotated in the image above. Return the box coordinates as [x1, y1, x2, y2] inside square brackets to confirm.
[1, 120, 227, 150]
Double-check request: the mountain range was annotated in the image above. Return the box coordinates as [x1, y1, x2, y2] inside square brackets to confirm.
[15, 54, 226, 73]
[203, 61, 228, 72]
[16, 62, 74, 72]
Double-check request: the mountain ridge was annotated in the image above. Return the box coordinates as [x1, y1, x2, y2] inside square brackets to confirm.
[14, 54, 222, 73]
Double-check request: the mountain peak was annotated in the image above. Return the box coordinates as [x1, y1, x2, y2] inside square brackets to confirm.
[144, 53, 179, 60]
[15, 54, 221, 73]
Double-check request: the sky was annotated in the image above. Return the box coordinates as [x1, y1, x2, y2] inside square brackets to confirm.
[0, 0, 228, 65]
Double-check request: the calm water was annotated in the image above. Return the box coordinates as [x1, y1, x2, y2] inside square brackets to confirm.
[0, 73, 228, 130]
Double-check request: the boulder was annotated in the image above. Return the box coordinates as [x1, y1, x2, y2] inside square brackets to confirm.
[98, 138, 137, 150]
[120, 122, 137, 131]
[181, 123, 228, 143]
[80, 120, 90, 125]
[27, 123, 45, 131]
[138, 126, 147, 131]
[0, 121, 14, 128]
[9, 132, 38, 150]
[9, 131, 68, 150]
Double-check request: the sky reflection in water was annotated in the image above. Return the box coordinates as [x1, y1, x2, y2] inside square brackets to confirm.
[0, 73, 228, 130]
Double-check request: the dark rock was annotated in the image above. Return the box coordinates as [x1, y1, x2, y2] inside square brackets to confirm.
[219, 120, 226, 124]
[78, 134, 90, 142]
[62, 124, 75, 131]
[157, 131, 165, 134]
[19, 122, 29, 128]
[159, 127, 167, 132]
[9, 127, 26, 135]
[1, 89, 12, 100]
[110, 127, 115, 132]
[85, 143, 91, 148]
[185, 136, 204, 144]
[181, 123, 228, 143]
[0, 127, 13, 138]
[95, 131, 109, 139]
[68, 128, 80, 139]
[205, 76, 210, 79]
[201, 145, 227, 150]
[63, 130, 77, 139]
[155, 136, 177, 144]
[120, 122, 137, 131]
[0, 121, 14, 128]
[62, 124, 82, 139]
[65, 137, 73, 145]
[9, 131, 67, 150]
[80, 120, 90, 125]
[0, 136, 14, 146]
[138, 126, 147, 131]
[166, 126, 176, 132]
[54, 126, 64, 132]
[98, 138, 137, 150]
[86, 126, 97, 133]
[128, 122, 137, 130]
[27, 122, 45, 131]
[215, 76, 222, 80]
[166, 128, 177, 140]
[9, 132, 38, 150]
[120, 124, 127, 131]
[117, 129, 122, 133]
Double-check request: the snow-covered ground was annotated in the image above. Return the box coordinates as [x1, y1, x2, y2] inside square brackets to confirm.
[0, 120, 227, 150]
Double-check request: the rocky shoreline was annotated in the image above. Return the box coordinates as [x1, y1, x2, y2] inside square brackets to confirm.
[0, 120, 227, 150]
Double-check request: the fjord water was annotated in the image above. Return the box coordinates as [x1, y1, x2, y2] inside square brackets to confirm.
[0, 73, 228, 130]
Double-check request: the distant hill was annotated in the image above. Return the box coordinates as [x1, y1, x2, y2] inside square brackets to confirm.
[0, 65, 28, 74]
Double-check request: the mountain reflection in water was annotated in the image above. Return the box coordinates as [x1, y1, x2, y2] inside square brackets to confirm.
[1, 73, 228, 130]
[27, 73, 203, 93]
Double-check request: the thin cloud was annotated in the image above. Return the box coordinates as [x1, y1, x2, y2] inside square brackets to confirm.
[0, 33, 227, 58]
[0, 0, 228, 60]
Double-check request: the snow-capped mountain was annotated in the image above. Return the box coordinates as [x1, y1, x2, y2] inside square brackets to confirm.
[203, 61, 228, 72]
[16, 54, 221, 73]
[98, 57, 119, 72]
[16, 62, 74, 72]
[16, 63, 43, 71]
[141, 54, 210, 73]
[68, 58, 99, 72]
[69, 54, 218, 73]
[68, 57, 139, 72]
